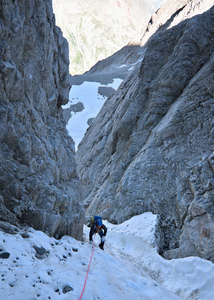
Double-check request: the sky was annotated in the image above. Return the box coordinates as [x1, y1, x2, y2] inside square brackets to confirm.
[0, 212, 214, 300]
[63, 78, 123, 149]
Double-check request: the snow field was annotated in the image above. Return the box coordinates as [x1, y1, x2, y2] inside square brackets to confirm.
[101, 213, 214, 300]
[0, 212, 214, 299]
[64, 79, 123, 149]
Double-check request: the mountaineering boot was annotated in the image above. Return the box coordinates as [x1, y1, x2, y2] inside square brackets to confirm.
[99, 242, 104, 250]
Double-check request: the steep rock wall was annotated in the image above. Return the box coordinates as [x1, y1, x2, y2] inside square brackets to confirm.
[0, 0, 84, 240]
[76, 3, 214, 260]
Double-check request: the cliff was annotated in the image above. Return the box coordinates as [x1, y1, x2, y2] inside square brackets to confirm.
[0, 0, 84, 240]
[76, 1, 214, 261]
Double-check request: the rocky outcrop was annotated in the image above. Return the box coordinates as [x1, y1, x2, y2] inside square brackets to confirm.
[0, 0, 84, 240]
[76, 2, 214, 261]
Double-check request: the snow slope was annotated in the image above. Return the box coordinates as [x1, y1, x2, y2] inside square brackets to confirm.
[103, 214, 214, 300]
[1, 212, 214, 300]
[63, 78, 123, 149]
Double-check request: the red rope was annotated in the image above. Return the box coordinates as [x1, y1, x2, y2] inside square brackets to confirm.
[79, 240, 95, 300]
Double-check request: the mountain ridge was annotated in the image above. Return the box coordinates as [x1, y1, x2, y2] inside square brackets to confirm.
[52, 0, 168, 75]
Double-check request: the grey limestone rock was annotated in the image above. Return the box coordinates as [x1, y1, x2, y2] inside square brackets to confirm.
[33, 245, 49, 259]
[0, 0, 84, 240]
[62, 285, 73, 294]
[0, 245, 10, 259]
[76, 2, 214, 260]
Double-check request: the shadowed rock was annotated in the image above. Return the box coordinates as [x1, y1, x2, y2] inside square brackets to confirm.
[0, 0, 84, 240]
[76, 2, 214, 261]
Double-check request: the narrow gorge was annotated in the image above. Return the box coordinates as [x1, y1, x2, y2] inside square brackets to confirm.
[76, 0, 214, 262]
[1, 0, 214, 266]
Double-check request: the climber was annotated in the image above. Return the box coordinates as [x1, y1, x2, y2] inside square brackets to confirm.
[89, 215, 107, 250]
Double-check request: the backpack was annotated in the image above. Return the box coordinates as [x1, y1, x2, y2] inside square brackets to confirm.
[91, 215, 102, 226]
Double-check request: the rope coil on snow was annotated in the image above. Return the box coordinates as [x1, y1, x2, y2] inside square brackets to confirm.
[79, 240, 95, 300]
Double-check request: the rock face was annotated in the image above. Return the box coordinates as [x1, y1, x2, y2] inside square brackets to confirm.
[52, 0, 168, 75]
[76, 1, 214, 261]
[0, 0, 84, 240]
